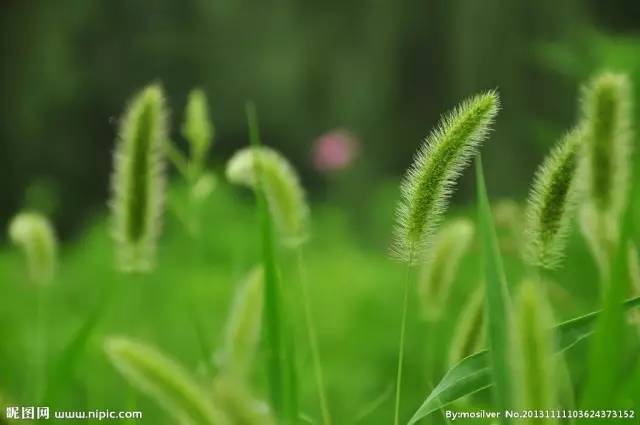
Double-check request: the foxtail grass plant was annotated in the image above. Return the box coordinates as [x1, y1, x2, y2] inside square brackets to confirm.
[182, 89, 214, 178]
[392, 92, 499, 425]
[578, 72, 632, 278]
[111, 84, 168, 273]
[392, 91, 499, 263]
[242, 104, 298, 423]
[213, 267, 276, 425]
[105, 337, 229, 425]
[8, 211, 57, 402]
[227, 126, 331, 423]
[8, 211, 57, 285]
[226, 146, 309, 246]
[523, 128, 584, 270]
[510, 281, 558, 425]
[418, 218, 474, 321]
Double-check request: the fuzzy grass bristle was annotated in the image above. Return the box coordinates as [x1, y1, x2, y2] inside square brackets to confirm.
[111, 84, 167, 273]
[8, 211, 57, 285]
[524, 128, 584, 270]
[226, 146, 309, 245]
[393, 91, 499, 264]
[104, 337, 228, 425]
[580, 72, 632, 217]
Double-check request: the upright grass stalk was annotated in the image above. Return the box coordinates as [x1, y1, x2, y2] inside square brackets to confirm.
[227, 137, 330, 423]
[111, 84, 167, 273]
[393, 261, 413, 425]
[244, 103, 298, 423]
[581, 91, 638, 416]
[523, 128, 584, 270]
[476, 156, 512, 424]
[294, 247, 332, 425]
[392, 92, 499, 424]
[8, 211, 57, 402]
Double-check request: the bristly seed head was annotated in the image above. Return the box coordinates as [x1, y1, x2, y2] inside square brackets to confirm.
[226, 146, 309, 246]
[104, 337, 229, 424]
[111, 84, 168, 273]
[181, 89, 214, 175]
[524, 128, 584, 269]
[418, 218, 475, 320]
[580, 72, 632, 218]
[393, 91, 499, 264]
[8, 211, 57, 285]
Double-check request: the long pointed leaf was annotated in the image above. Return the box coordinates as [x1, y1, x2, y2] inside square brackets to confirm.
[475, 156, 512, 424]
[407, 295, 640, 424]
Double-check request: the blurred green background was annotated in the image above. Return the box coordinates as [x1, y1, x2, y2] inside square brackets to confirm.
[2, 0, 640, 237]
[2, 1, 640, 424]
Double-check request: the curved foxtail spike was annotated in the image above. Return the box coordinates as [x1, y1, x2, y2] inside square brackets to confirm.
[510, 281, 558, 421]
[581, 72, 632, 219]
[104, 337, 229, 425]
[226, 146, 309, 245]
[524, 128, 584, 269]
[392, 91, 499, 264]
[8, 211, 57, 285]
[111, 84, 168, 273]
[418, 218, 475, 320]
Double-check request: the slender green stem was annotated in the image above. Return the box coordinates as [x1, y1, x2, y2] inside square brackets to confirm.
[394, 264, 413, 425]
[294, 247, 332, 425]
[34, 285, 46, 403]
[164, 139, 191, 180]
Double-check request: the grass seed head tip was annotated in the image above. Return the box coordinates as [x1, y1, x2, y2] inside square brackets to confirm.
[393, 91, 499, 263]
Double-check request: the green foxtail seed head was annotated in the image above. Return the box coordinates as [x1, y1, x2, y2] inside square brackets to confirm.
[580, 72, 632, 219]
[448, 286, 485, 366]
[8, 211, 57, 285]
[182, 89, 214, 174]
[216, 267, 264, 380]
[579, 203, 616, 279]
[510, 281, 558, 424]
[104, 337, 229, 425]
[226, 146, 309, 245]
[418, 218, 474, 320]
[212, 375, 276, 425]
[524, 128, 584, 269]
[111, 84, 167, 273]
[393, 91, 499, 263]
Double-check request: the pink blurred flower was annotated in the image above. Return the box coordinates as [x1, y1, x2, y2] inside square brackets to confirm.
[312, 129, 359, 172]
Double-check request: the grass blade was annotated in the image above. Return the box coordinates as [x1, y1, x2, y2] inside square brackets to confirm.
[407, 295, 640, 423]
[475, 155, 512, 424]
[246, 103, 298, 423]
